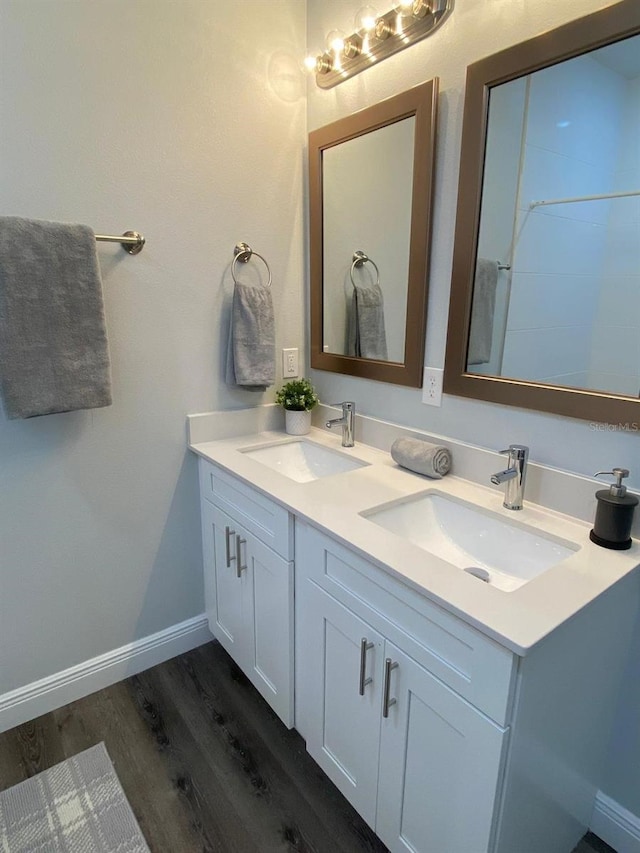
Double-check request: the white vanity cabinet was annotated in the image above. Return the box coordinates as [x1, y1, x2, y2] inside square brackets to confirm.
[199, 459, 294, 726]
[191, 431, 639, 853]
[296, 522, 513, 853]
[302, 582, 507, 851]
[294, 520, 638, 853]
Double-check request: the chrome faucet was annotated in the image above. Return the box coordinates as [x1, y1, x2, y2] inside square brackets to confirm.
[491, 444, 529, 510]
[325, 401, 355, 447]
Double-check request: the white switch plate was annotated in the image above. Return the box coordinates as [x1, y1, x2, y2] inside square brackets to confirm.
[282, 347, 299, 377]
[422, 366, 443, 406]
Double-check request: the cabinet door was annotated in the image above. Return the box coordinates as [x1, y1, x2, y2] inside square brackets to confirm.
[241, 533, 294, 727]
[201, 501, 246, 663]
[302, 583, 384, 827]
[376, 642, 507, 853]
[202, 500, 294, 727]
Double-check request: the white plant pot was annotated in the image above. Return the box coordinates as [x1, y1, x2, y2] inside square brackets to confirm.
[285, 409, 312, 436]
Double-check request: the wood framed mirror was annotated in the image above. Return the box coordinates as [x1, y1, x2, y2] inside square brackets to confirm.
[444, 0, 640, 424]
[309, 80, 438, 387]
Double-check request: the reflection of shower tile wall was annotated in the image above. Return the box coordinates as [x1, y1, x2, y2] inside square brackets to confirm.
[503, 55, 625, 387]
[590, 75, 640, 397]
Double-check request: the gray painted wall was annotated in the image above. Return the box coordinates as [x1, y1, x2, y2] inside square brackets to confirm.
[0, 0, 306, 693]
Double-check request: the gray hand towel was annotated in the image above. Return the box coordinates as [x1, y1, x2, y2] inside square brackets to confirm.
[346, 282, 388, 360]
[391, 437, 451, 479]
[225, 280, 275, 390]
[467, 258, 499, 365]
[0, 216, 112, 419]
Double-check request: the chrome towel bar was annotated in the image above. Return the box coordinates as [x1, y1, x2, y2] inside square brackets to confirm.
[94, 231, 145, 255]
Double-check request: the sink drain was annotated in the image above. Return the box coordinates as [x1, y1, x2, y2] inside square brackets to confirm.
[464, 567, 490, 583]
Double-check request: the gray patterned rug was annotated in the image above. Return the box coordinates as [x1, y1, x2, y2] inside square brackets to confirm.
[0, 742, 149, 852]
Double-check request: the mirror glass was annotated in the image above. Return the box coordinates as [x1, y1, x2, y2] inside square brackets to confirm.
[471, 35, 640, 396]
[322, 116, 415, 363]
[445, 1, 640, 423]
[310, 80, 438, 388]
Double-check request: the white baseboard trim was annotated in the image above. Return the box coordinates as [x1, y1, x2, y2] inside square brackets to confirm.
[0, 614, 212, 734]
[591, 791, 640, 853]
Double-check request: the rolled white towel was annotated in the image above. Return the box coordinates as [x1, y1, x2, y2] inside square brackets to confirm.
[390, 437, 451, 479]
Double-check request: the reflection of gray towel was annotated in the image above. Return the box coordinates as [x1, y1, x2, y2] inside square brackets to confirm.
[225, 281, 275, 390]
[468, 258, 498, 365]
[390, 437, 451, 479]
[0, 216, 112, 419]
[346, 282, 388, 360]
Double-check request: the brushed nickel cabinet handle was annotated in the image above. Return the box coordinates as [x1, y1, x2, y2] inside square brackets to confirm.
[236, 534, 247, 578]
[224, 526, 236, 568]
[382, 658, 399, 718]
[359, 637, 374, 696]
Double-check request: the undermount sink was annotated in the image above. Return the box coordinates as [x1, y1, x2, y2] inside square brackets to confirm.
[361, 491, 579, 591]
[240, 438, 369, 483]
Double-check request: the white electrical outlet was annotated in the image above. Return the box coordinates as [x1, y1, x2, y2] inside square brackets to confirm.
[422, 366, 443, 406]
[282, 347, 299, 377]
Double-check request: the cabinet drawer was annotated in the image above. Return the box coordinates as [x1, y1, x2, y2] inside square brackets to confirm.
[297, 522, 515, 726]
[199, 458, 293, 559]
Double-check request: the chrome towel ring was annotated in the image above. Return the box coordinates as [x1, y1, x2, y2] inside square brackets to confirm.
[350, 249, 379, 289]
[232, 241, 272, 288]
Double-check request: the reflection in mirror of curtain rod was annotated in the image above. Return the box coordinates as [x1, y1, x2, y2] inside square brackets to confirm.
[530, 188, 640, 208]
[501, 189, 640, 269]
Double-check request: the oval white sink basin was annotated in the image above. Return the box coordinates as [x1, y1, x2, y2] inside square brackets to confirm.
[361, 491, 579, 591]
[240, 439, 369, 483]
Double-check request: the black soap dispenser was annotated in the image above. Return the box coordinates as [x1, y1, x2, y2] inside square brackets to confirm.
[590, 468, 639, 550]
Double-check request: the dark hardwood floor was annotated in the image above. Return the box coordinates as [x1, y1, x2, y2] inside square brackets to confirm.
[0, 641, 615, 853]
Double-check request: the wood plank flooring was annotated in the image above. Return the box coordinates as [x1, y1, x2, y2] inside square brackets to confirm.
[0, 641, 616, 853]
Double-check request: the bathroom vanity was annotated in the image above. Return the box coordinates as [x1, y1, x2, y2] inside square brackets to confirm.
[189, 410, 639, 853]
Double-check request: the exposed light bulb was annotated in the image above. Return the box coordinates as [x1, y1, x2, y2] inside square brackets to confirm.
[354, 5, 378, 34]
[303, 54, 319, 72]
[326, 29, 346, 55]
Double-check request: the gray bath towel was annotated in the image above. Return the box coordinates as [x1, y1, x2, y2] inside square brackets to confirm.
[467, 258, 498, 365]
[346, 282, 388, 360]
[0, 217, 112, 419]
[225, 281, 275, 390]
[391, 437, 451, 479]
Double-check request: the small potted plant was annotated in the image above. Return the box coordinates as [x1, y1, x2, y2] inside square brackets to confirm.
[276, 377, 319, 435]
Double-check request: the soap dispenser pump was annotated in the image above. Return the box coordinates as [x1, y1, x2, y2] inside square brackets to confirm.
[590, 468, 638, 550]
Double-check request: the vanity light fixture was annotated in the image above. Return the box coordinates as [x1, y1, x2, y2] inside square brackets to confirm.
[309, 0, 451, 88]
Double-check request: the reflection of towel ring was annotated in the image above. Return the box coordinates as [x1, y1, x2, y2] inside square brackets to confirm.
[231, 241, 272, 287]
[350, 250, 379, 289]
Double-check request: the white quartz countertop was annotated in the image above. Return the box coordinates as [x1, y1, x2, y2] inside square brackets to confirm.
[189, 426, 640, 656]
